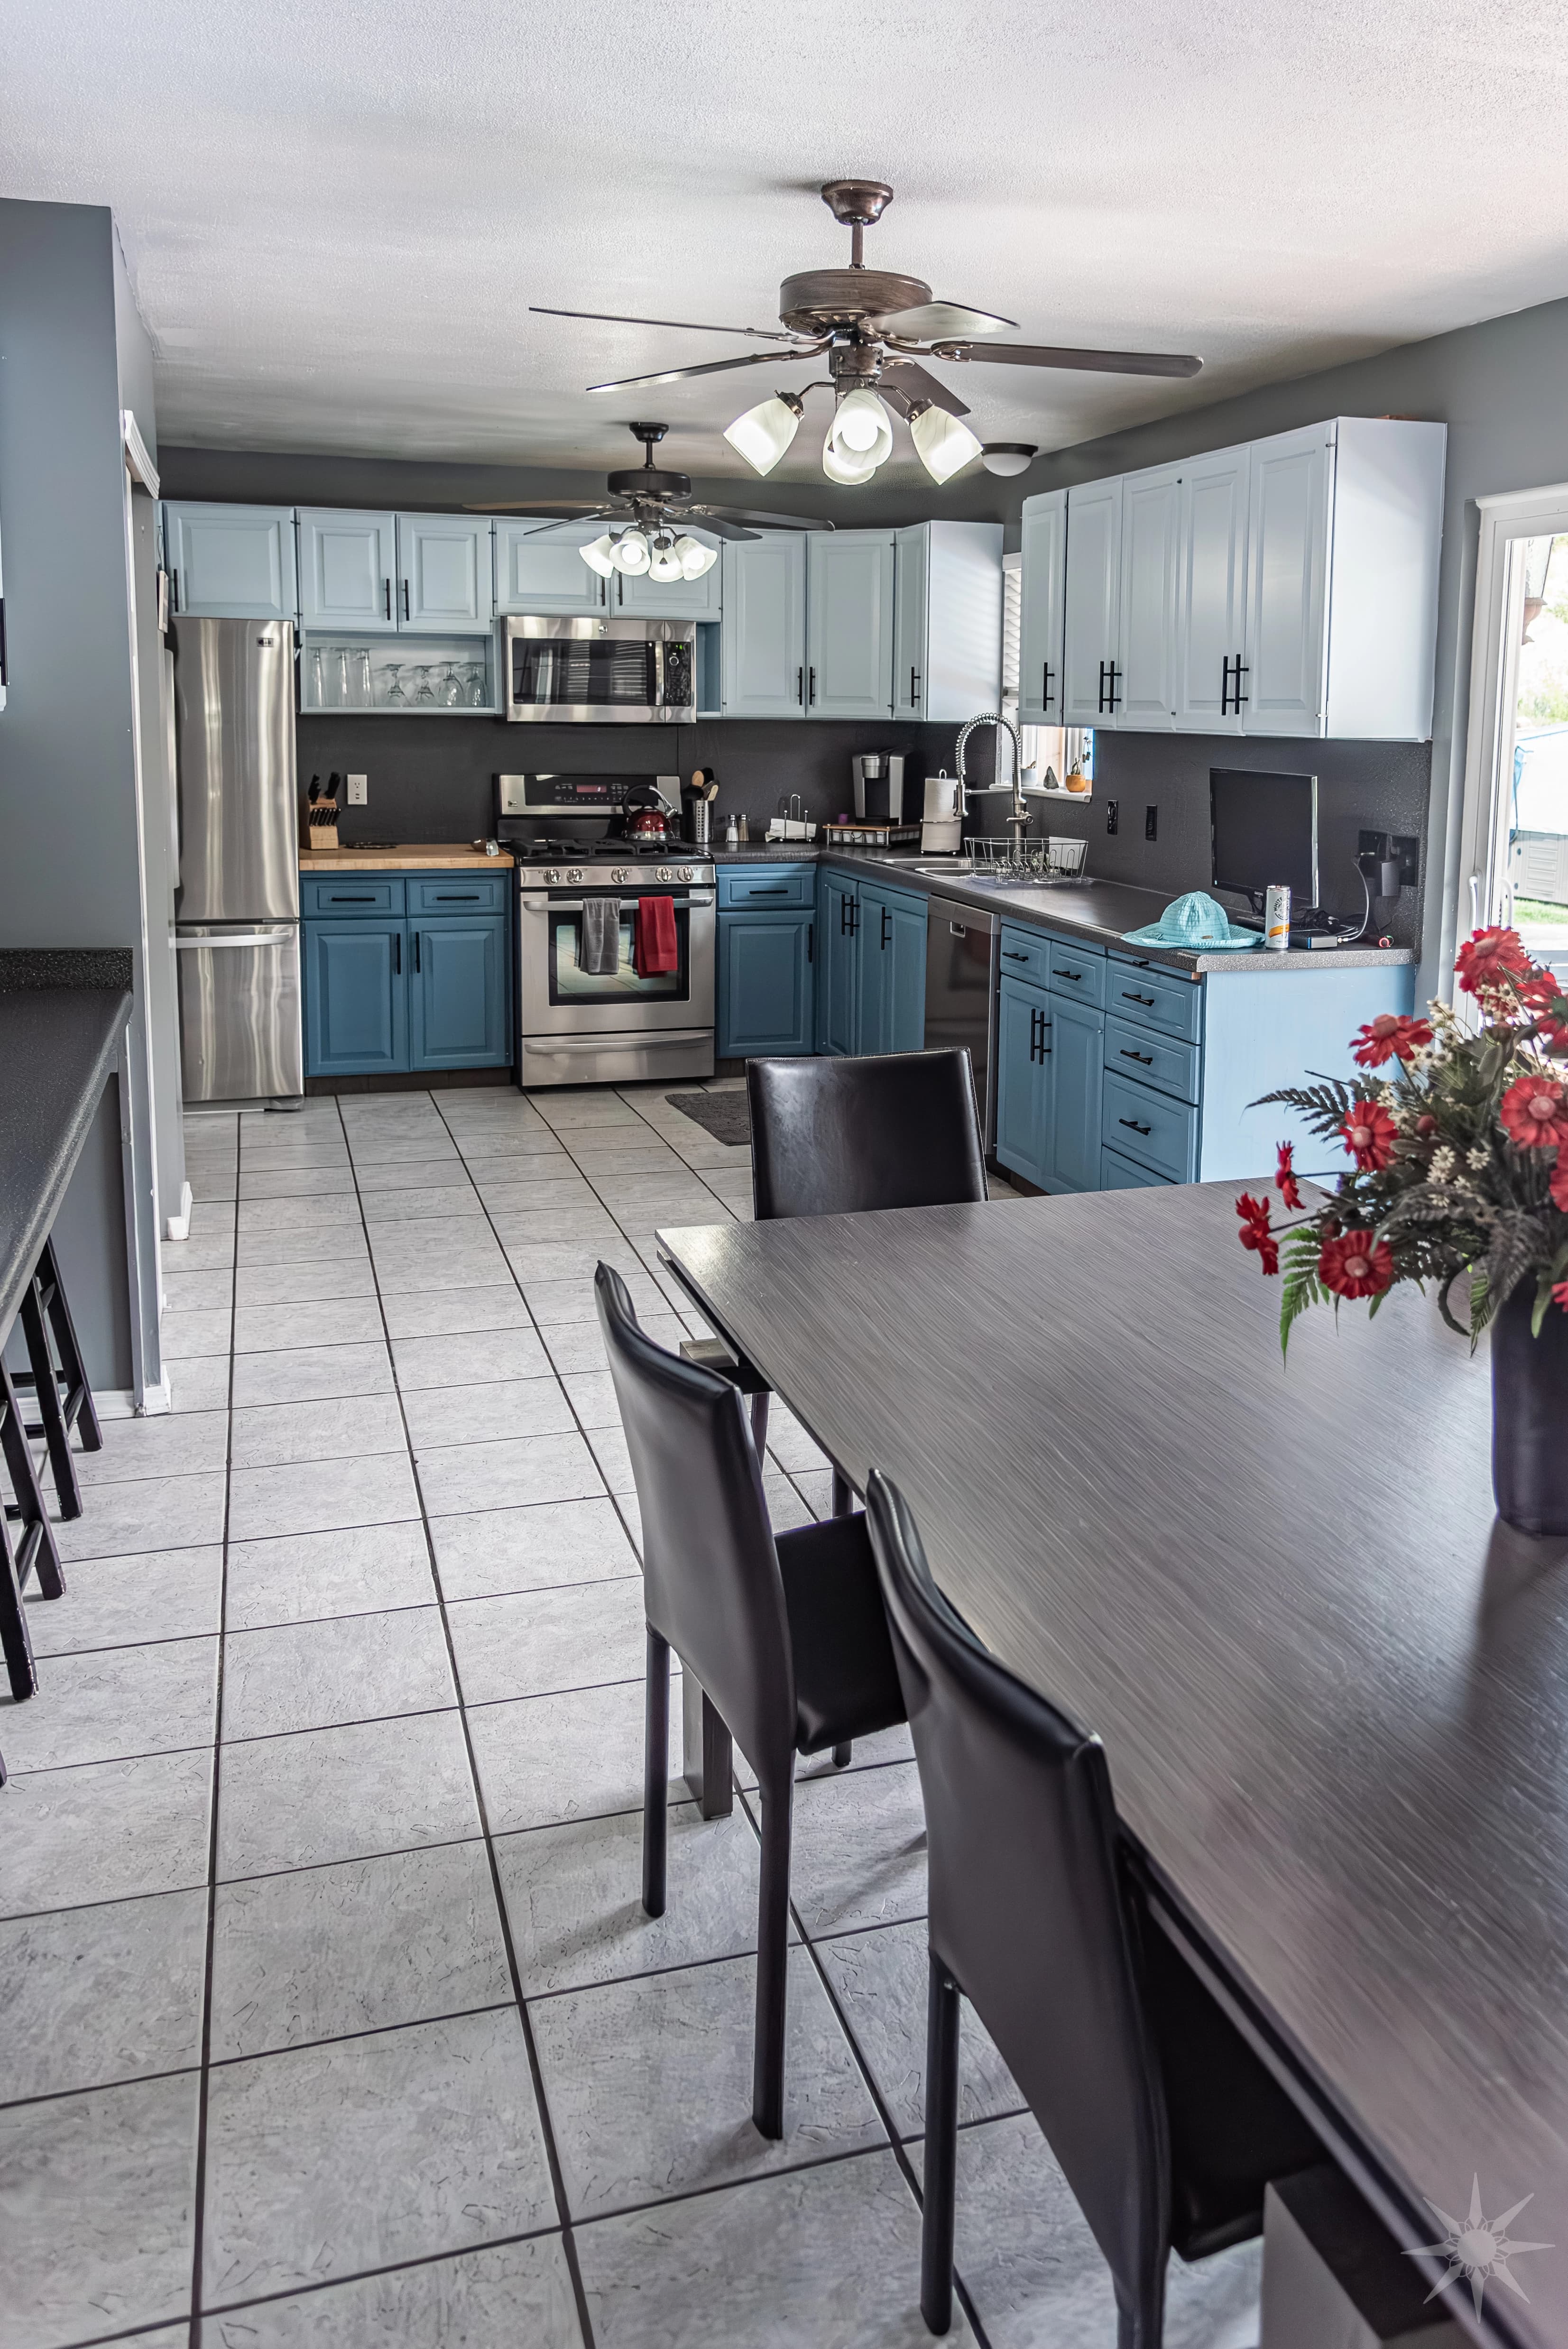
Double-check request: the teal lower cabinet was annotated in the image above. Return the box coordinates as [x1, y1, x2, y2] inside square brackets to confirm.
[1040, 994, 1104, 1193]
[409, 918, 510, 1070]
[817, 868, 860, 1054]
[857, 881, 927, 1055]
[305, 922, 407, 1076]
[717, 908, 815, 1057]
[995, 974, 1051, 1188]
[303, 869, 511, 1078]
[1101, 1146, 1171, 1189]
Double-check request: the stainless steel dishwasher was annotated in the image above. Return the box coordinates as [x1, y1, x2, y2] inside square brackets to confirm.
[924, 895, 1000, 1150]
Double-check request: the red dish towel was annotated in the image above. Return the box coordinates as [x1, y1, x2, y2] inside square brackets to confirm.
[635, 895, 679, 976]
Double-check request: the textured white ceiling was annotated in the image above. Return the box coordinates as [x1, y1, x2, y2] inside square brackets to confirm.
[3, 0, 1567, 483]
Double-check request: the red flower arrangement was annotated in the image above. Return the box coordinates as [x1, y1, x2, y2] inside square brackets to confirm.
[1243, 927, 1568, 1352]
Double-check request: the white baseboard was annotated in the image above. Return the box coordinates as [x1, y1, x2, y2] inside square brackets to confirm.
[165, 1181, 194, 1243]
[100, 1376, 172, 1419]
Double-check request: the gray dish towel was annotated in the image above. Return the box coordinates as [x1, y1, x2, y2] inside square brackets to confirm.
[580, 898, 621, 976]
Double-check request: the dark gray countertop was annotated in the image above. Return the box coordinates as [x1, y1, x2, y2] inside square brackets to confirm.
[0, 968, 132, 1336]
[708, 847, 1413, 978]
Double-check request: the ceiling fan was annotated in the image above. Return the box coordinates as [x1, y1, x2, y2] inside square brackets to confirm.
[475, 419, 830, 582]
[532, 179, 1203, 488]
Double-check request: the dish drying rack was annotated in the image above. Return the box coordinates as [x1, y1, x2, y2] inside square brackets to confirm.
[969, 836, 1088, 880]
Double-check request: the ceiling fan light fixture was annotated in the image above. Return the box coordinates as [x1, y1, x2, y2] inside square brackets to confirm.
[909, 400, 984, 485]
[674, 534, 718, 580]
[579, 533, 618, 577]
[611, 527, 651, 574]
[830, 387, 892, 458]
[980, 442, 1039, 478]
[821, 426, 878, 487]
[724, 392, 804, 476]
[648, 534, 684, 583]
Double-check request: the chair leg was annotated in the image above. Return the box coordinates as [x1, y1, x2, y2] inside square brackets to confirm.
[40, 1239, 101, 1453]
[19, 1276, 82, 1520]
[749, 1389, 770, 1461]
[0, 1498, 38, 1702]
[681, 1672, 735, 1820]
[0, 1361, 64, 1599]
[831, 1468, 853, 1518]
[921, 1952, 962, 2334]
[832, 1741, 852, 1769]
[643, 1626, 670, 1918]
[752, 1768, 794, 2140]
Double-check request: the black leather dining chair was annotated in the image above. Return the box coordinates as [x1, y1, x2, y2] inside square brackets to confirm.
[863, 1469, 1320, 2346]
[595, 1262, 908, 2139]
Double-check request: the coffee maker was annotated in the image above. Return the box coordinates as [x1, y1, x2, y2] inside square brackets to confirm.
[851, 750, 923, 824]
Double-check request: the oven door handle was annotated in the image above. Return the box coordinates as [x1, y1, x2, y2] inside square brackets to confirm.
[519, 895, 695, 916]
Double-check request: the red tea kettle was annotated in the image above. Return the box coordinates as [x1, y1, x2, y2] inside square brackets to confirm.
[620, 782, 673, 844]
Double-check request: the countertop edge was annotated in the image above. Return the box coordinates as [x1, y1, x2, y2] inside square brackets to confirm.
[0, 986, 132, 1336]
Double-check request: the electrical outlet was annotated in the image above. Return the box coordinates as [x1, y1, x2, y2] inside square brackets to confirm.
[347, 773, 368, 805]
[1391, 834, 1419, 888]
[1144, 804, 1158, 842]
[1358, 828, 1388, 863]
[1106, 799, 1119, 835]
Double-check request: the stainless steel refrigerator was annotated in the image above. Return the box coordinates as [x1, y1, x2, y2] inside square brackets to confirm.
[171, 616, 303, 1101]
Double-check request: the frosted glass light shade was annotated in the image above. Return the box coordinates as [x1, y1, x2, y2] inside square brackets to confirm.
[910, 402, 984, 484]
[611, 528, 650, 574]
[579, 534, 617, 577]
[822, 427, 877, 486]
[724, 394, 802, 476]
[831, 387, 892, 457]
[674, 534, 718, 579]
[648, 535, 683, 582]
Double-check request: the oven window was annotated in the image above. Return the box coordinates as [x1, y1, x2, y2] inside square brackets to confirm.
[547, 899, 691, 1005]
[514, 639, 657, 708]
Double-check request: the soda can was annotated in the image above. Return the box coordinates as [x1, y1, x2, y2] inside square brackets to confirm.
[1264, 884, 1291, 951]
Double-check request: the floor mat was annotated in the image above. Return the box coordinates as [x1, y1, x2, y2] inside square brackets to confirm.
[664, 1089, 750, 1146]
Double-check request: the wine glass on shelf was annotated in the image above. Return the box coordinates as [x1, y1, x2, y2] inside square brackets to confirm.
[440, 662, 462, 709]
[308, 647, 324, 708]
[336, 647, 350, 707]
[356, 648, 374, 706]
[466, 662, 488, 708]
[382, 663, 405, 708]
[413, 665, 436, 706]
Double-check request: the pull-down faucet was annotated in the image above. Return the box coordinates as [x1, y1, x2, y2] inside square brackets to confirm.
[954, 713, 1030, 855]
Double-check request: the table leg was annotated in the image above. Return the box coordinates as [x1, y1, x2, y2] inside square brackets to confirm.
[831, 1468, 854, 1518]
[682, 1672, 734, 1819]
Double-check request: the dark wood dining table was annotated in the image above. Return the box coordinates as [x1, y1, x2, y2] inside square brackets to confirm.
[658, 1181, 1568, 2349]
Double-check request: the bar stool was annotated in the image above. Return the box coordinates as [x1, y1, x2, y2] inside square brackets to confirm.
[0, 1236, 88, 1712]
[597, 1262, 907, 2138]
[16, 1234, 103, 1519]
[863, 1468, 1320, 2345]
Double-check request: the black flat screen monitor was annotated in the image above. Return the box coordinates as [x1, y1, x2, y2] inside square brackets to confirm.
[1210, 769, 1319, 912]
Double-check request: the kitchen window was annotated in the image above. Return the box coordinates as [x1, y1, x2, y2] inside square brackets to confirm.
[1001, 552, 1091, 793]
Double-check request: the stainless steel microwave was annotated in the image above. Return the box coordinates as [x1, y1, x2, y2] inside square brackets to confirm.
[504, 615, 696, 724]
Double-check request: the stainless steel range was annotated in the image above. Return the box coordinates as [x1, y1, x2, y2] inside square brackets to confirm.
[498, 774, 716, 1089]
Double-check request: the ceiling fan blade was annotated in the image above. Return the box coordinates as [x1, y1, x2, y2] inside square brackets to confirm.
[870, 300, 1017, 340]
[689, 507, 836, 533]
[677, 516, 761, 543]
[587, 343, 828, 394]
[934, 340, 1204, 379]
[878, 360, 970, 421]
[470, 499, 616, 515]
[532, 305, 814, 344]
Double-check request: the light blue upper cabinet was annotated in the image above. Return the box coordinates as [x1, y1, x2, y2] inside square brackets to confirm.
[615, 528, 725, 621]
[1017, 490, 1066, 724]
[1116, 466, 1181, 731]
[1175, 446, 1250, 734]
[298, 509, 398, 632]
[397, 515, 492, 629]
[894, 521, 1003, 725]
[721, 534, 808, 719]
[495, 520, 610, 617]
[806, 531, 895, 719]
[1062, 477, 1123, 728]
[1243, 425, 1333, 737]
[163, 503, 297, 623]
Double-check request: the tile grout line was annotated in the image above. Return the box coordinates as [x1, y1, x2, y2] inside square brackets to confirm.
[341, 1089, 600, 2349]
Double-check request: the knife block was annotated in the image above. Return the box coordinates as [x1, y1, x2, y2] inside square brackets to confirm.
[304, 801, 340, 851]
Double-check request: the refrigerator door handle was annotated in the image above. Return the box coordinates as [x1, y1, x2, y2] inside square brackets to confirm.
[175, 928, 296, 950]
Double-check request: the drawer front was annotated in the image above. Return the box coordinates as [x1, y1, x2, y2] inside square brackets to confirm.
[1104, 1015, 1200, 1105]
[1101, 1145, 1173, 1190]
[301, 876, 405, 919]
[1047, 936, 1106, 1007]
[1102, 1070, 1197, 1182]
[408, 872, 509, 916]
[998, 923, 1052, 988]
[1107, 954, 1202, 1041]
[718, 863, 816, 911]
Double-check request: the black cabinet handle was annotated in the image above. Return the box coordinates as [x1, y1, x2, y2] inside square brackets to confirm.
[1220, 654, 1251, 715]
[880, 907, 891, 949]
[1028, 1006, 1051, 1064]
[1042, 662, 1054, 708]
[170, 568, 180, 614]
[839, 894, 849, 936]
[401, 580, 411, 621]
[750, 886, 790, 897]
[1003, 949, 1030, 963]
[1119, 1116, 1153, 1136]
[393, 932, 401, 974]
[1124, 990, 1156, 1006]
[414, 931, 421, 972]
[796, 666, 804, 705]
[806, 921, 813, 965]
[331, 893, 376, 902]
[808, 667, 817, 705]
[910, 665, 921, 703]
[434, 892, 480, 902]
[1119, 1047, 1154, 1066]
[1057, 967, 1083, 982]
[384, 578, 392, 620]
[849, 896, 858, 935]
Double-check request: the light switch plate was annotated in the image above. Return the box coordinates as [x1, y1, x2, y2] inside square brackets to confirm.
[347, 774, 368, 805]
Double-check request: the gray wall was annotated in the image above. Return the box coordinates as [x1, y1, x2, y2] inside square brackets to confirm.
[997, 292, 1568, 995]
[0, 200, 162, 1389]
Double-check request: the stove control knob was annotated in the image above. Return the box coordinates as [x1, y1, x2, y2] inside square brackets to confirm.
[542, 868, 558, 883]
[567, 868, 583, 884]
[676, 866, 692, 882]
[613, 867, 629, 884]
[655, 865, 670, 881]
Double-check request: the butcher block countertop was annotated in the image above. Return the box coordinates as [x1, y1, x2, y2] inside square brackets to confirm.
[299, 844, 514, 871]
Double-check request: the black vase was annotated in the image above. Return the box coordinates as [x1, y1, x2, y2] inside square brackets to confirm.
[1491, 1278, 1568, 1534]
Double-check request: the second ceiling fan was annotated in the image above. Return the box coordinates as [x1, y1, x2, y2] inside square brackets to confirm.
[534, 179, 1203, 487]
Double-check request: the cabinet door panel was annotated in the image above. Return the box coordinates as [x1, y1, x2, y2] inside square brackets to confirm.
[721, 535, 807, 719]
[806, 532, 895, 719]
[1175, 449, 1249, 733]
[398, 515, 490, 628]
[886, 894, 927, 1053]
[305, 922, 406, 1074]
[817, 871, 859, 1053]
[409, 917, 508, 1069]
[718, 911, 814, 1057]
[893, 526, 929, 719]
[1041, 995, 1104, 1194]
[615, 530, 724, 620]
[1018, 491, 1067, 723]
[495, 520, 610, 617]
[996, 974, 1050, 1187]
[164, 505, 297, 623]
[1117, 468, 1181, 729]
[857, 888, 891, 1055]
[1062, 479, 1123, 727]
[299, 510, 398, 631]
[1245, 428, 1332, 735]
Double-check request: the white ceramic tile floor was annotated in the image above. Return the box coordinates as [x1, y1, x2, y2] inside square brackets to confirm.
[0, 1084, 1258, 2349]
